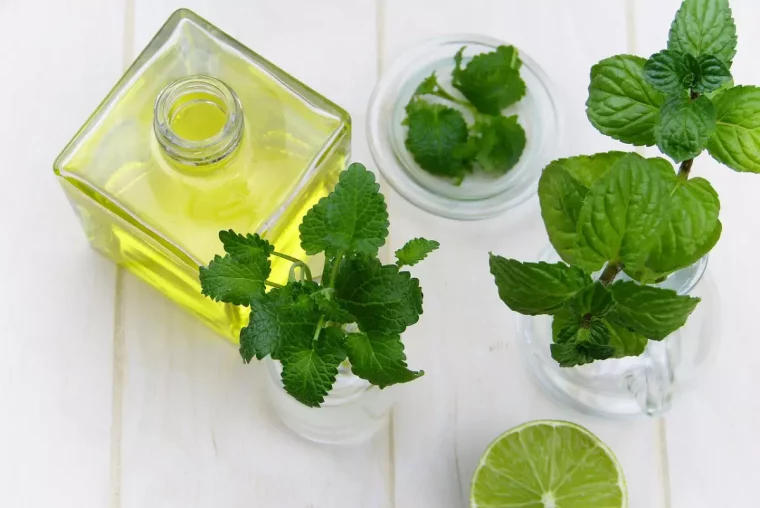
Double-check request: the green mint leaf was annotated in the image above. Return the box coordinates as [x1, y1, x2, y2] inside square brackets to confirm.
[471, 115, 527, 173]
[218, 230, 274, 260]
[199, 253, 271, 306]
[346, 332, 423, 388]
[655, 95, 716, 162]
[413, 72, 439, 96]
[311, 288, 355, 324]
[634, 177, 721, 282]
[280, 327, 347, 408]
[489, 255, 592, 315]
[668, 0, 737, 67]
[239, 281, 321, 362]
[706, 78, 734, 99]
[606, 320, 648, 358]
[567, 282, 614, 318]
[643, 50, 694, 94]
[299, 163, 389, 256]
[694, 54, 732, 93]
[538, 152, 627, 265]
[299, 198, 329, 255]
[334, 257, 423, 335]
[586, 55, 665, 146]
[395, 238, 440, 268]
[576, 154, 672, 273]
[707, 85, 760, 173]
[608, 281, 700, 340]
[403, 100, 472, 179]
[550, 320, 616, 368]
[451, 45, 526, 115]
[552, 288, 646, 361]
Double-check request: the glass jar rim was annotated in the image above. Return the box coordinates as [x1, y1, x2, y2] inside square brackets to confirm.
[153, 75, 244, 166]
[367, 34, 562, 220]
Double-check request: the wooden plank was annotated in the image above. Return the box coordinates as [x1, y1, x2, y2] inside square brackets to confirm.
[381, 1, 669, 507]
[121, 2, 390, 507]
[0, 1, 125, 506]
[632, 0, 760, 506]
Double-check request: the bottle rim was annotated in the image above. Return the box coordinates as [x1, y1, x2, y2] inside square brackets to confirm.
[153, 75, 244, 166]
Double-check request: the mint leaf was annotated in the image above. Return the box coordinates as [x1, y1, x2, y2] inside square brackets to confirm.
[299, 163, 389, 256]
[552, 288, 647, 361]
[575, 154, 672, 273]
[413, 72, 439, 96]
[239, 281, 320, 362]
[335, 257, 423, 335]
[538, 152, 627, 265]
[346, 332, 423, 388]
[403, 100, 472, 179]
[311, 288, 355, 324]
[707, 85, 760, 173]
[395, 238, 440, 268]
[567, 282, 614, 318]
[219, 230, 274, 260]
[668, 0, 737, 67]
[655, 95, 716, 162]
[471, 115, 526, 173]
[587, 55, 665, 146]
[299, 198, 329, 256]
[694, 54, 732, 93]
[606, 320, 648, 358]
[199, 254, 271, 306]
[609, 281, 700, 340]
[706, 78, 734, 99]
[280, 327, 347, 407]
[489, 255, 592, 316]
[644, 50, 693, 94]
[634, 177, 721, 282]
[452, 45, 525, 115]
[550, 320, 616, 368]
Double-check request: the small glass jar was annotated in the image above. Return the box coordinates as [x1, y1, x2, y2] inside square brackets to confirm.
[518, 246, 719, 419]
[264, 358, 395, 445]
[367, 34, 560, 220]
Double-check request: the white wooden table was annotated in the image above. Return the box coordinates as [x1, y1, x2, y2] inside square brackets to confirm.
[2, 1, 758, 506]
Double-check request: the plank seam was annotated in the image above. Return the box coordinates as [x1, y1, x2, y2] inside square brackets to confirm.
[110, 0, 135, 505]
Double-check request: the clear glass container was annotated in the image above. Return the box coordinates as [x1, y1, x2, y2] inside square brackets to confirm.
[53, 9, 350, 341]
[265, 358, 395, 445]
[518, 246, 719, 419]
[367, 34, 560, 220]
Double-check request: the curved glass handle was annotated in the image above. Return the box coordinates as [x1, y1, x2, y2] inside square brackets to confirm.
[626, 337, 682, 417]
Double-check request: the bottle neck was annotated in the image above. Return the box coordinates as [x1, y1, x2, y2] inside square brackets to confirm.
[153, 75, 244, 166]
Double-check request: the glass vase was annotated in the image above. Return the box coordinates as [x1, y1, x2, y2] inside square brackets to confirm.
[264, 357, 395, 445]
[518, 246, 719, 419]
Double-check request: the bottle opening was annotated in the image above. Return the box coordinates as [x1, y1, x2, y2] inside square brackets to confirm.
[154, 75, 244, 166]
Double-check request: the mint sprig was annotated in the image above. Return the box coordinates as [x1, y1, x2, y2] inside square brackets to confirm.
[403, 45, 528, 183]
[200, 163, 437, 407]
[493, 0, 756, 368]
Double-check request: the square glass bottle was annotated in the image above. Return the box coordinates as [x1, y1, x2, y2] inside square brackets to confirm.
[54, 9, 351, 341]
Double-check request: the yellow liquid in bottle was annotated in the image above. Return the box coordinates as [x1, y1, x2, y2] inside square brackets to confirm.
[57, 71, 347, 341]
[54, 11, 350, 341]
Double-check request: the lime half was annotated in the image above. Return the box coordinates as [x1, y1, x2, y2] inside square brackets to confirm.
[470, 420, 627, 508]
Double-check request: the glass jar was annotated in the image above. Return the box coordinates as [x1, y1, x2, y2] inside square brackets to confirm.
[518, 246, 719, 419]
[367, 34, 560, 220]
[264, 358, 395, 445]
[53, 9, 350, 341]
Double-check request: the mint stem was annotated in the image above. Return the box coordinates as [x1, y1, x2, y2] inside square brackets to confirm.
[678, 158, 693, 180]
[599, 262, 623, 286]
[265, 281, 284, 289]
[431, 89, 476, 113]
[272, 251, 305, 264]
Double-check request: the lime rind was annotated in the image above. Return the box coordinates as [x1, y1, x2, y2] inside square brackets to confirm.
[470, 420, 628, 508]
